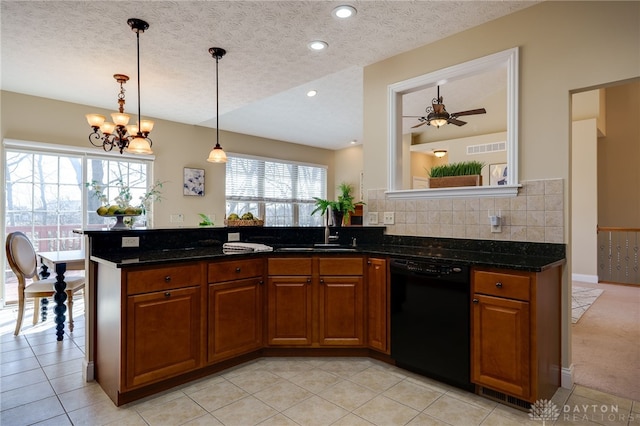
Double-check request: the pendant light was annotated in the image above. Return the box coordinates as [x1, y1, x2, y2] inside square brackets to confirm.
[206, 47, 227, 163]
[86, 18, 154, 155]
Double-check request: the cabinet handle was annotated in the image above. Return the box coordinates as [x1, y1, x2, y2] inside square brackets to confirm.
[164, 292, 171, 297]
[320, 279, 325, 284]
[473, 298, 479, 304]
[236, 267, 241, 273]
[306, 278, 311, 284]
[367, 260, 372, 265]
[164, 276, 171, 282]
[495, 282, 503, 288]
[259, 280, 264, 285]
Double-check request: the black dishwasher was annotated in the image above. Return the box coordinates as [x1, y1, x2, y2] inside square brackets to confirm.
[390, 258, 474, 391]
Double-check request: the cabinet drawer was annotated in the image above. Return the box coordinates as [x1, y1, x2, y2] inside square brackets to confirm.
[473, 269, 530, 301]
[268, 258, 312, 276]
[318, 257, 363, 276]
[126, 263, 202, 295]
[208, 258, 263, 283]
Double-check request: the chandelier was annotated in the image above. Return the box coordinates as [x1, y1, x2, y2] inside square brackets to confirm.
[86, 18, 154, 155]
[206, 47, 228, 163]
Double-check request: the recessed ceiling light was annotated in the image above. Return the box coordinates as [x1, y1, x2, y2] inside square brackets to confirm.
[332, 5, 357, 19]
[307, 90, 317, 97]
[307, 40, 328, 51]
[350, 139, 358, 145]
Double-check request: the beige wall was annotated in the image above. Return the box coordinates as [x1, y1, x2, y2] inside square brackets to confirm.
[598, 81, 640, 227]
[0, 91, 335, 228]
[333, 145, 363, 201]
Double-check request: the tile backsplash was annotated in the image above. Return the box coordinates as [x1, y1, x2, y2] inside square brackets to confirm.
[366, 179, 564, 243]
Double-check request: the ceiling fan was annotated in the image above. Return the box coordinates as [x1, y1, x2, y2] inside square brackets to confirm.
[405, 86, 486, 128]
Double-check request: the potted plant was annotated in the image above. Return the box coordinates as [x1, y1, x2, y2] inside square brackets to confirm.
[427, 160, 485, 188]
[312, 182, 364, 227]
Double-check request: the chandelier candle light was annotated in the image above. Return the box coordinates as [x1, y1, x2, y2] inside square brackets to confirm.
[86, 18, 154, 155]
[206, 47, 228, 163]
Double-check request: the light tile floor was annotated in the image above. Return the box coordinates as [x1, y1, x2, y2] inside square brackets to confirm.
[1, 299, 639, 426]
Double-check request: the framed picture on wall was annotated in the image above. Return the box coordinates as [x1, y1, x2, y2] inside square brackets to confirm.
[490, 163, 508, 186]
[183, 167, 205, 196]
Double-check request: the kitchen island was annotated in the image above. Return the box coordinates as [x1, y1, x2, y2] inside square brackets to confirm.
[78, 226, 565, 408]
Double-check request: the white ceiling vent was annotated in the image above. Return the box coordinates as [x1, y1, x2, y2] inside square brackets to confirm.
[466, 141, 506, 155]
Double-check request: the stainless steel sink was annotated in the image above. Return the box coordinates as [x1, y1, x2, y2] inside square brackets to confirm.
[276, 245, 357, 252]
[277, 247, 314, 251]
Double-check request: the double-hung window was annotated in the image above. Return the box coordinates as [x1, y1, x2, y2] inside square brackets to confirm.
[225, 154, 326, 226]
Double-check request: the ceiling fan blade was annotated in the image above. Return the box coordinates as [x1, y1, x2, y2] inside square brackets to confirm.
[447, 118, 467, 126]
[451, 108, 486, 117]
[411, 122, 428, 128]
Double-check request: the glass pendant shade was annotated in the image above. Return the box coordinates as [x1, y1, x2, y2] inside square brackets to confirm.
[86, 114, 106, 128]
[207, 145, 227, 163]
[126, 124, 139, 135]
[100, 121, 116, 135]
[111, 112, 131, 126]
[430, 118, 448, 127]
[139, 120, 154, 133]
[127, 136, 153, 154]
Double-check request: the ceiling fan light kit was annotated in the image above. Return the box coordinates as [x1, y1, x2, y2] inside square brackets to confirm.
[86, 18, 153, 155]
[206, 47, 228, 163]
[434, 150, 447, 158]
[408, 85, 486, 129]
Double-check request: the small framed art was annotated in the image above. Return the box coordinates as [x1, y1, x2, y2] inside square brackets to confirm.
[490, 163, 508, 186]
[183, 167, 205, 196]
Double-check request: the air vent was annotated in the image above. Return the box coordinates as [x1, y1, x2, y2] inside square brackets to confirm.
[479, 386, 531, 411]
[466, 141, 506, 155]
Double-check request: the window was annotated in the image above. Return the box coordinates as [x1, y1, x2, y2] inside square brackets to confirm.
[3, 139, 153, 304]
[225, 154, 327, 226]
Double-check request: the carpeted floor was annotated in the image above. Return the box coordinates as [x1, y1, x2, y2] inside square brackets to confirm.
[572, 281, 640, 402]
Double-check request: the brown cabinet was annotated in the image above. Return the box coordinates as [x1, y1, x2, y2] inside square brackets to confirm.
[207, 258, 264, 362]
[366, 257, 388, 353]
[267, 256, 364, 346]
[124, 263, 204, 390]
[471, 266, 561, 403]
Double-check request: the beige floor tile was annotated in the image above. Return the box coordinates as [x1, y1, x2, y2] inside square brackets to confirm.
[0, 394, 65, 426]
[49, 370, 90, 394]
[331, 413, 375, 425]
[257, 413, 302, 426]
[383, 380, 444, 411]
[188, 379, 249, 412]
[42, 357, 84, 380]
[181, 413, 224, 425]
[572, 384, 634, 411]
[0, 380, 56, 411]
[480, 410, 530, 425]
[349, 367, 404, 392]
[57, 381, 114, 412]
[423, 394, 492, 426]
[317, 357, 374, 377]
[352, 395, 420, 425]
[137, 395, 208, 426]
[34, 413, 74, 425]
[287, 368, 342, 393]
[445, 388, 499, 411]
[0, 366, 48, 392]
[129, 388, 188, 411]
[0, 355, 40, 376]
[283, 395, 349, 426]
[67, 398, 142, 426]
[319, 379, 378, 411]
[212, 395, 279, 426]
[254, 380, 313, 411]
[561, 393, 632, 426]
[260, 357, 319, 379]
[406, 412, 454, 426]
[0, 347, 33, 363]
[227, 368, 284, 393]
[35, 346, 85, 367]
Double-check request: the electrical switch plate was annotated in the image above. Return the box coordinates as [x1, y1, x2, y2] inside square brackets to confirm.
[383, 212, 395, 225]
[170, 214, 184, 223]
[122, 237, 139, 248]
[368, 212, 379, 225]
[228, 232, 240, 242]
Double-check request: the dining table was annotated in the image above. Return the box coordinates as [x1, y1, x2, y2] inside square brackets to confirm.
[38, 250, 85, 341]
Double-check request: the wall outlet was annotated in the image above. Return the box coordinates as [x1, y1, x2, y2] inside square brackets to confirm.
[122, 236, 139, 248]
[383, 212, 395, 225]
[170, 214, 184, 223]
[368, 212, 379, 225]
[228, 232, 240, 242]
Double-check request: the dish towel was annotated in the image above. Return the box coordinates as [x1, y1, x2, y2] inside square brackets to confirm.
[222, 242, 274, 253]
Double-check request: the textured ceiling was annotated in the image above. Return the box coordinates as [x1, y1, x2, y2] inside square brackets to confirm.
[0, 1, 535, 150]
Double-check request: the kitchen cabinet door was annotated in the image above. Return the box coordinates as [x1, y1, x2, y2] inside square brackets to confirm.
[472, 293, 531, 399]
[267, 275, 313, 346]
[125, 286, 202, 389]
[318, 275, 364, 346]
[366, 258, 388, 353]
[208, 277, 263, 363]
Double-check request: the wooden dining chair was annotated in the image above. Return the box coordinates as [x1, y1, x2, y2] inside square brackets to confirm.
[5, 231, 85, 336]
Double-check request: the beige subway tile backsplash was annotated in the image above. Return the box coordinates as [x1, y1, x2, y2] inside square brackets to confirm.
[366, 178, 564, 243]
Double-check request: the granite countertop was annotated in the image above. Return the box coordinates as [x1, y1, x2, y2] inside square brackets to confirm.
[91, 243, 564, 272]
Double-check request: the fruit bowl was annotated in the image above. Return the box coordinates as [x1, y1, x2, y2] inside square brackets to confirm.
[96, 206, 143, 230]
